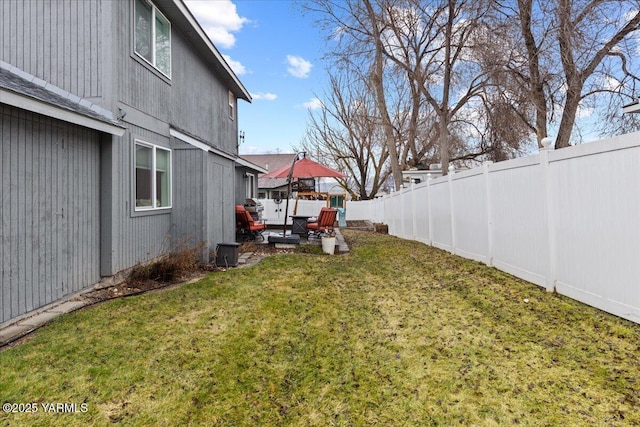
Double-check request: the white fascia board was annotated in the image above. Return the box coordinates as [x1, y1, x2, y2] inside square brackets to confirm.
[170, 128, 210, 151]
[1, 88, 125, 136]
[169, 128, 237, 161]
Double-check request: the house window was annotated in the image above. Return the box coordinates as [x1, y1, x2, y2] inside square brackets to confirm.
[228, 91, 235, 120]
[135, 141, 171, 210]
[245, 173, 255, 198]
[134, 0, 171, 78]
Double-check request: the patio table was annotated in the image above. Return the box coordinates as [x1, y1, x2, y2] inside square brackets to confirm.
[290, 215, 311, 236]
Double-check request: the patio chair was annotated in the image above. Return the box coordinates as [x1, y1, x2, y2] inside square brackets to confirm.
[307, 207, 338, 237]
[235, 205, 266, 241]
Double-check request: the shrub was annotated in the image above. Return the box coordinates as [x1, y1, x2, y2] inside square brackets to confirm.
[129, 243, 204, 284]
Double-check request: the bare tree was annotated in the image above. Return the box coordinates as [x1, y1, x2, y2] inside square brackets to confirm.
[302, 0, 404, 189]
[302, 72, 391, 199]
[501, 0, 640, 148]
[377, 0, 496, 174]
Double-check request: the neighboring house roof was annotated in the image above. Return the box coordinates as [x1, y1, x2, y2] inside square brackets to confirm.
[0, 61, 125, 136]
[161, 0, 251, 102]
[235, 157, 268, 174]
[241, 154, 298, 189]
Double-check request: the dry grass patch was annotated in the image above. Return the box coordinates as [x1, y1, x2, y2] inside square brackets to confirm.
[0, 231, 639, 426]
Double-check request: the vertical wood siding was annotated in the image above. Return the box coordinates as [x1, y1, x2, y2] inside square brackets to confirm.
[171, 147, 206, 258]
[0, 0, 102, 98]
[1, 106, 100, 324]
[207, 155, 235, 248]
[112, 1, 237, 154]
[110, 124, 172, 273]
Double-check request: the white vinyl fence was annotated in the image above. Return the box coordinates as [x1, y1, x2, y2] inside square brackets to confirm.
[346, 132, 640, 324]
[260, 198, 330, 225]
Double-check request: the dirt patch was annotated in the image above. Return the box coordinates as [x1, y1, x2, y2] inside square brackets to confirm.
[81, 244, 299, 301]
[346, 220, 375, 230]
[80, 270, 209, 303]
[346, 220, 370, 227]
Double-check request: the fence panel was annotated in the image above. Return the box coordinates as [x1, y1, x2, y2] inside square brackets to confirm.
[428, 178, 453, 252]
[371, 198, 385, 223]
[346, 131, 640, 323]
[412, 183, 431, 244]
[345, 199, 372, 221]
[385, 192, 402, 236]
[450, 169, 489, 264]
[400, 187, 415, 240]
[550, 137, 640, 322]
[259, 199, 326, 226]
[489, 157, 548, 287]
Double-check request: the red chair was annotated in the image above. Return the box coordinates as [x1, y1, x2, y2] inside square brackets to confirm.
[307, 208, 338, 237]
[236, 205, 266, 240]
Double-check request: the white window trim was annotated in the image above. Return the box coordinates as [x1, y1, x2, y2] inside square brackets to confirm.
[228, 90, 235, 120]
[134, 0, 172, 79]
[245, 173, 255, 198]
[134, 140, 172, 211]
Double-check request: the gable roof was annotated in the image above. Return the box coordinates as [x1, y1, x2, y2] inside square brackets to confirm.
[241, 153, 298, 189]
[241, 154, 298, 172]
[158, 0, 251, 102]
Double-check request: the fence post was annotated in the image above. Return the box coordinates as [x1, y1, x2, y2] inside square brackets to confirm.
[483, 161, 494, 266]
[400, 185, 407, 239]
[540, 137, 557, 292]
[411, 180, 417, 240]
[448, 164, 456, 254]
[427, 173, 433, 245]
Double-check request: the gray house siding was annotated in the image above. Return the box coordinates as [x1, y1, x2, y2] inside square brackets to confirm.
[234, 167, 259, 205]
[111, 0, 238, 153]
[1, 0, 256, 325]
[0, 0, 102, 99]
[1, 105, 100, 323]
[171, 145, 236, 261]
[171, 145, 207, 258]
[108, 123, 172, 274]
[207, 154, 235, 247]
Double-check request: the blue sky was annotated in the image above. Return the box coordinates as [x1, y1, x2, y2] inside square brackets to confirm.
[185, 0, 328, 154]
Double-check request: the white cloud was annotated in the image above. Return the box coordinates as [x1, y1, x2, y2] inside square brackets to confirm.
[603, 76, 621, 91]
[303, 98, 324, 110]
[252, 92, 278, 101]
[576, 104, 594, 119]
[222, 54, 246, 75]
[286, 55, 312, 78]
[185, 0, 248, 49]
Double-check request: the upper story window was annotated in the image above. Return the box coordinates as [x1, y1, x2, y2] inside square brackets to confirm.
[228, 90, 235, 120]
[135, 141, 172, 210]
[134, 0, 171, 78]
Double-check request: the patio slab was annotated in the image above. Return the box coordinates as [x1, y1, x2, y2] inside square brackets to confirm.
[20, 311, 61, 327]
[0, 324, 33, 344]
[48, 300, 86, 314]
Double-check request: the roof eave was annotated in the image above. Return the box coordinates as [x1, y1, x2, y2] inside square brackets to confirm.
[172, 0, 252, 102]
[1, 87, 125, 136]
[236, 157, 268, 173]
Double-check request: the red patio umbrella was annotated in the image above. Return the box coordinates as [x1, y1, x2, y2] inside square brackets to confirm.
[261, 157, 346, 179]
[265, 153, 346, 244]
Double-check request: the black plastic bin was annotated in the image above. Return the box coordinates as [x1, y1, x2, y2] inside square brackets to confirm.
[215, 242, 240, 267]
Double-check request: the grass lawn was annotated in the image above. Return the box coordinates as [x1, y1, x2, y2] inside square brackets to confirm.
[1, 231, 639, 426]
